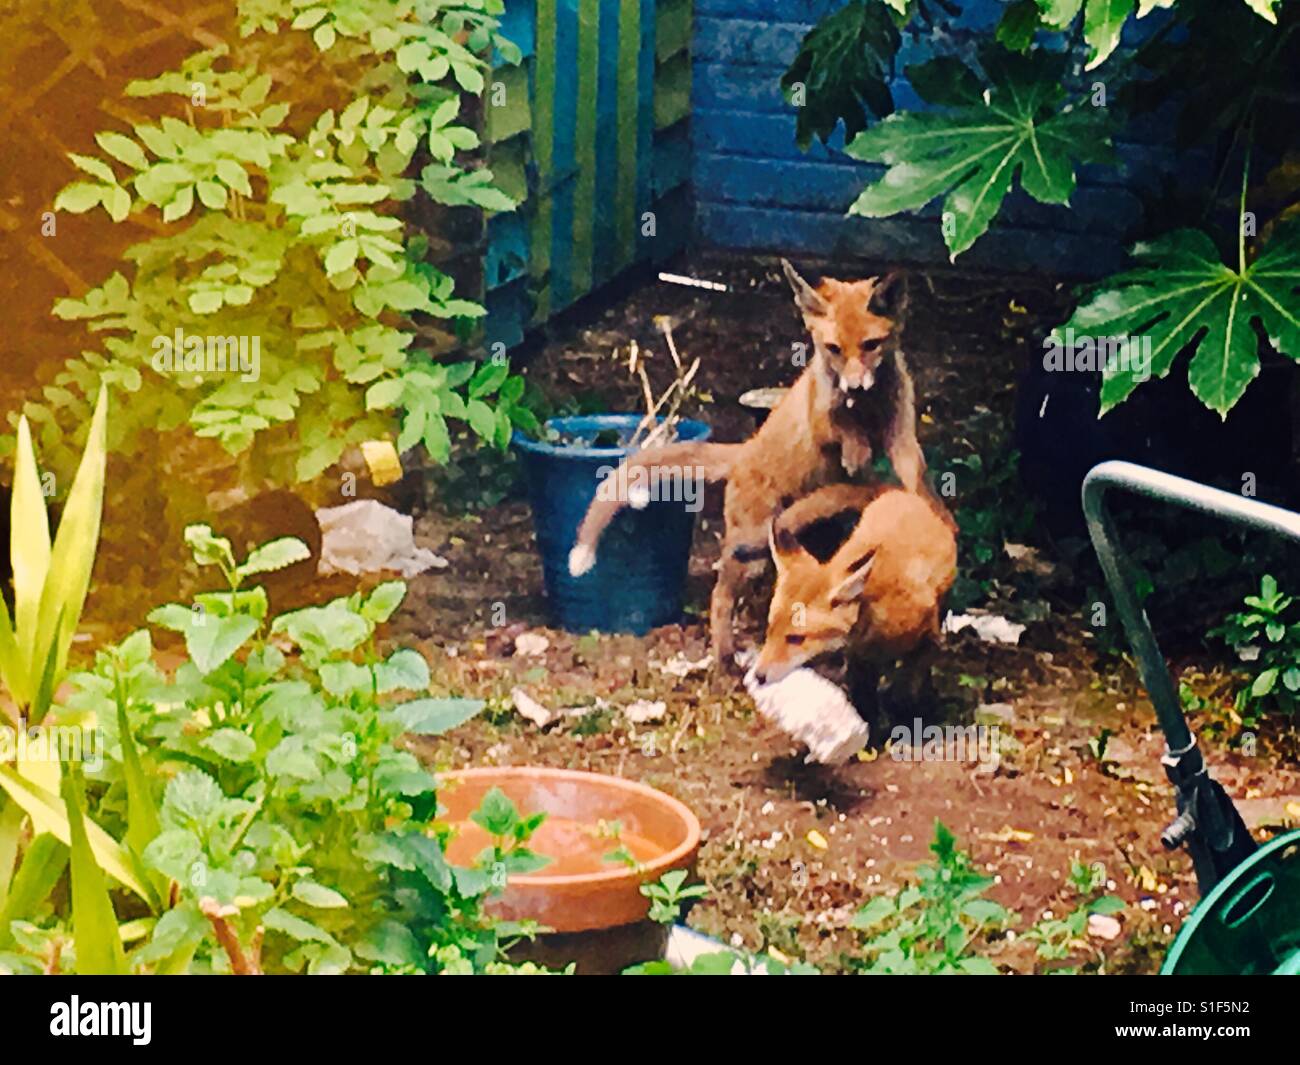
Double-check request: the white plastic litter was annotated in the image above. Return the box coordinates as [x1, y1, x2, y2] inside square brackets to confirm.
[942, 612, 1026, 645]
[743, 666, 869, 766]
[513, 632, 550, 657]
[511, 687, 558, 728]
[512, 688, 615, 728]
[623, 699, 667, 724]
[316, 499, 447, 577]
[652, 652, 712, 678]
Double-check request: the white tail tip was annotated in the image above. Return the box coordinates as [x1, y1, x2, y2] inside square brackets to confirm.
[628, 484, 651, 509]
[569, 544, 596, 577]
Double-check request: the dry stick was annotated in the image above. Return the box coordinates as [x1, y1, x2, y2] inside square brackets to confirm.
[670, 709, 695, 756]
[636, 359, 700, 452]
[200, 897, 263, 975]
[627, 319, 699, 451]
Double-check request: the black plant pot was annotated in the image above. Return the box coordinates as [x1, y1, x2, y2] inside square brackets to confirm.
[1014, 353, 1295, 534]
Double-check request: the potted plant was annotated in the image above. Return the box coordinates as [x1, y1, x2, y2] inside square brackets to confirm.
[512, 323, 710, 634]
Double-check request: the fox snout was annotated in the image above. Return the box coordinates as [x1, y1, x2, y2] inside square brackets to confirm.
[838, 364, 874, 392]
[752, 649, 801, 687]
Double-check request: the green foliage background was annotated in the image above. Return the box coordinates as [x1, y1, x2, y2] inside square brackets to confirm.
[22, 0, 538, 496]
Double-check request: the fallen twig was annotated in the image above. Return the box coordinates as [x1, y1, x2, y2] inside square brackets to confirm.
[201, 897, 263, 975]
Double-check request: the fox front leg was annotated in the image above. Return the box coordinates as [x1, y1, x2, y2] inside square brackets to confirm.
[883, 391, 957, 531]
[709, 550, 746, 667]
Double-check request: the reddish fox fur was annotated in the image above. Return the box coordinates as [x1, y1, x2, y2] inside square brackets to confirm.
[568, 261, 946, 665]
[753, 484, 957, 687]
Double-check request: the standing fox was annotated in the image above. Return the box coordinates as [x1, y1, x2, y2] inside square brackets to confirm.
[568, 260, 947, 664]
[752, 484, 956, 731]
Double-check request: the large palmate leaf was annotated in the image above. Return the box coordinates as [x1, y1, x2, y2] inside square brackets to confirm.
[845, 48, 1112, 257]
[780, 0, 904, 149]
[1082, 0, 1135, 69]
[1059, 225, 1300, 416]
[1036, 0, 1276, 70]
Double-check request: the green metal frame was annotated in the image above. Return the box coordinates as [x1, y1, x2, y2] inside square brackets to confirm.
[1083, 461, 1300, 895]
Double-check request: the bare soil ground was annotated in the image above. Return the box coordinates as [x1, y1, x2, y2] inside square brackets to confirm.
[385, 252, 1300, 974]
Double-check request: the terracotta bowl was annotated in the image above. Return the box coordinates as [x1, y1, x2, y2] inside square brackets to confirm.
[437, 767, 701, 933]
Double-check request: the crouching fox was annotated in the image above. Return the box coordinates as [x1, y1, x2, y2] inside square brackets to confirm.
[753, 484, 957, 735]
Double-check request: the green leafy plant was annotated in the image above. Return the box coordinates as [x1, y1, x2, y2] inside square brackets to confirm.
[0, 517, 566, 974]
[0, 392, 137, 974]
[622, 872, 808, 975]
[780, 0, 904, 150]
[1023, 859, 1124, 973]
[1212, 574, 1300, 717]
[463, 787, 550, 889]
[847, 821, 1008, 974]
[641, 868, 709, 926]
[28, 0, 537, 495]
[1061, 221, 1300, 417]
[927, 412, 1040, 611]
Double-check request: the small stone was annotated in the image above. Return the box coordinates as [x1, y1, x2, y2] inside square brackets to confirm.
[1088, 914, 1122, 941]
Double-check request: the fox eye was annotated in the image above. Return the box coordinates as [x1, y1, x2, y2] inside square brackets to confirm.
[825, 343, 841, 356]
[860, 337, 884, 352]
[786, 634, 806, 645]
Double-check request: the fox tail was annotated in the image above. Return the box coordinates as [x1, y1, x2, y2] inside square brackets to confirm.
[567, 441, 738, 577]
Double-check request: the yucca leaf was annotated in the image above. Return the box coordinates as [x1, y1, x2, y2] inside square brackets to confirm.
[0, 798, 22, 905]
[117, 698, 163, 896]
[26, 607, 64, 728]
[62, 767, 128, 974]
[0, 763, 153, 903]
[0, 595, 25, 713]
[10, 416, 52, 704]
[33, 387, 108, 699]
[0, 833, 67, 948]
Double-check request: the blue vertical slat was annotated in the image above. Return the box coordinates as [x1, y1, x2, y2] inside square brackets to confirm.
[592, 0, 622, 286]
[635, 0, 656, 262]
[550, 0, 580, 309]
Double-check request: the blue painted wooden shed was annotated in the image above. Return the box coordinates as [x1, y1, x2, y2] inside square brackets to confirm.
[483, 0, 692, 352]
[484, 0, 1167, 350]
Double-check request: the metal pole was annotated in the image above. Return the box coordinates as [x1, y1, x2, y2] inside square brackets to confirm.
[1082, 461, 1300, 893]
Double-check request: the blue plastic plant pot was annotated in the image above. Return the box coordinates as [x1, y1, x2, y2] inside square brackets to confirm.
[512, 415, 711, 634]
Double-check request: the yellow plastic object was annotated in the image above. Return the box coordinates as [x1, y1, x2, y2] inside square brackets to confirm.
[360, 440, 403, 486]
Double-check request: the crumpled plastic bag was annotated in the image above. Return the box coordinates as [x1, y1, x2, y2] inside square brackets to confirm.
[743, 665, 869, 766]
[942, 612, 1026, 645]
[316, 499, 447, 577]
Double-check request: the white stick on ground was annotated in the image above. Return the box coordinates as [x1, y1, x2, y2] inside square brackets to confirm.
[743, 666, 870, 765]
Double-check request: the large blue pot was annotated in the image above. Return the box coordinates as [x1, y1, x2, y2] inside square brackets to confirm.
[512, 415, 711, 634]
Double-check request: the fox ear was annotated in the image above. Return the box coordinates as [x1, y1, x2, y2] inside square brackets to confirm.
[830, 551, 875, 605]
[782, 259, 827, 317]
[868, 271, 907, 318]
[767, 512, 804, 569]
